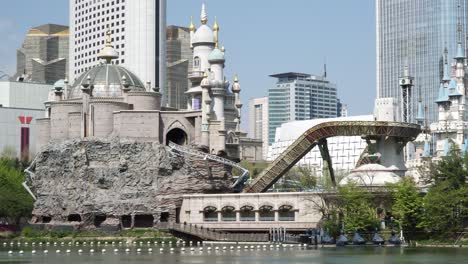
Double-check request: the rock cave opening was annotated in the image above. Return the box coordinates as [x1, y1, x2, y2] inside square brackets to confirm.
[166, 128, 188, 145]
[121, 215, 132, 228]
[67, 214, 82, 222]
[94, 215, 107, 227]
[42, 216, 51, 223]
[160, 212, 170, 222]
[134, 215, 154, 228]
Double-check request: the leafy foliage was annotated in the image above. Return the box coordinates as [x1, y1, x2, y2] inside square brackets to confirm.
[388, 178, 426, 235]
[0, 154, 33, 225]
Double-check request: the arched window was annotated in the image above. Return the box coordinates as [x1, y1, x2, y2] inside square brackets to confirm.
[193, 56, 200, 69]
[240, 205, 255, 222]
[278, 205, 295, 221]
[203, 206, 218, 222]
[221, 206, 236, 221]
[259, 205, 274, 221]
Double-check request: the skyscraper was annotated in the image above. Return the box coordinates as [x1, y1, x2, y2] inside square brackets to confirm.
[12, 24, 69, 84]
[166, 26, 192, 110]
[268, 72, 338, 144]
[376, 0, 468, 123]
[248, 97, 269, 160]
[69, 0, 166, 103]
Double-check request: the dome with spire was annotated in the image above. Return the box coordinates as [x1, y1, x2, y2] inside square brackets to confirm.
[192, 3, 215, 45]
[68, 30, 146, 99]
[232, 75, 241, 92]
[208, 48, 225, 63]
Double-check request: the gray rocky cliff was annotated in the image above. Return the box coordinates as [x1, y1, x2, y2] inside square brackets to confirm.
[29, 138, 233, 229]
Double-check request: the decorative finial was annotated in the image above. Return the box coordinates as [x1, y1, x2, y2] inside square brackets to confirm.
[221, 45, 225, 52]
[97, 28, 119, 63]
[203, 71, 208, 78]
[213, 16, 219, 48]
[189, 16, 195, 32]
[201, 3, 208, 25]
[234, 74, 239, 83]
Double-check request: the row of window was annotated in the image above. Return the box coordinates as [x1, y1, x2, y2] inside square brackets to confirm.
[75, 0, 125, 11]
[202, 205, 295, 222]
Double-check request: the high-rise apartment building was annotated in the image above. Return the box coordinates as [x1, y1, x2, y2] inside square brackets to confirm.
[376, 0, 468, 123]
[166, 26, 192, 110]
[268, 72, 337, 144]
[248, 97, 269, 160]
[12, 24, 69, 84]
[69, 0, 166, 102]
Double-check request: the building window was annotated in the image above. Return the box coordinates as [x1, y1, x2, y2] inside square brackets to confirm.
[203, 206, 218, 222]
[239, 205, 255, 221]
[278, 205, 295, 221]
[193, 56, 200, 69]
[259, 205, 274, 221]
[221, 206, 236, 221]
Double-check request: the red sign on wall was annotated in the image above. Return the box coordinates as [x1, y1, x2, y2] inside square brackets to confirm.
[18, 116, 33, 161]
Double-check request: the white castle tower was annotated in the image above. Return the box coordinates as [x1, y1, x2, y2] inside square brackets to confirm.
[185, 3, 251, 157]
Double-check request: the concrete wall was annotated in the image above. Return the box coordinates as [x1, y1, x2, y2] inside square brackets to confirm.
[68, 112, 81, 139]
[160, 113, 197, 145]
[90, 102, 129, 138]
[0, 107, 45, 158]
[126, 92, 161, 110]
[50, 102, 81, 140]
[36, 118, 51, 152]
[180, 192, 322, 231]
[113, 111, 160, 141]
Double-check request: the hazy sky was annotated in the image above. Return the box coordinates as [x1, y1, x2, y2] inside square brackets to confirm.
[0, 0, 376, 125]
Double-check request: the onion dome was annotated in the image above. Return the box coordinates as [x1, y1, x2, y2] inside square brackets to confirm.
[231, 74, 241, 92]
[208, 48, 225, 63]
[193, 3, 215, 44]
[200, 71, 210, 88]
[98, 30, 119, 63]
[189, 16, 196, 32]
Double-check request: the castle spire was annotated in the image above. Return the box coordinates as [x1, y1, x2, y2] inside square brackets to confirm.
[201, 3, 208, 25]
[213, 16, 219, 48]
[443, 45, 451, 82]
[455, 3, 465, 60]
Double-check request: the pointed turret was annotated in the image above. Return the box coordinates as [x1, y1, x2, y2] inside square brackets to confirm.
[436, 83, 449, 103]
[443, 46, 451, 82]
[213, 16, 219, 48]
[201, 2, 208, 25]
[415, 99, 424, 125]
[455, 5, 465, 60]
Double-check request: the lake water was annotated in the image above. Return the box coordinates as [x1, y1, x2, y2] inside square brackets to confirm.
[0, 244, 467, 264]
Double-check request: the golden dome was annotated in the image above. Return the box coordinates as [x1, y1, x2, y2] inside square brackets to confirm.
[213, 17, 219, 31]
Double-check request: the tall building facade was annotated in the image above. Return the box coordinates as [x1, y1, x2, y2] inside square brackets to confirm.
[248, 97, 269, 160]
[268, 72, 337, 144]
[166, 26, 192, 110]
[69, 0, 167, 103]
[376, 0, 468, 123]
[11, 24, 69, 84]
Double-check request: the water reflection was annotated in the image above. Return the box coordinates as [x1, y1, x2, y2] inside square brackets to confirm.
[0, 245, 466, 264]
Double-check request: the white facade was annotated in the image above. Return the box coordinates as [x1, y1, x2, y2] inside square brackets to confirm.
[374, 97, 399, 122]
[69, 0, 166, 103]
[0, 81, 52, 109]
[0, 107, 44, 158]
[248, 97, 269, 160]
[267, 115, 373, 177]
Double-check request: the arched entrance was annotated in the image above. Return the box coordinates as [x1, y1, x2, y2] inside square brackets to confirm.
[166, 128, 188, 145]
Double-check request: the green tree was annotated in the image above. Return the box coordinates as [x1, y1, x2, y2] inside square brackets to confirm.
[389, 178, 426, 237]
[0, 156, 34, 225]
[336, 183, 380, 232]
[423, 148, 468, 236]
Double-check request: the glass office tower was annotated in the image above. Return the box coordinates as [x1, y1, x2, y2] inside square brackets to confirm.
[268, 72, 337, 145]
[376, 0, 468, 123]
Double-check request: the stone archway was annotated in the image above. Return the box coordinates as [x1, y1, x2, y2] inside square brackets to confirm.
[166, 128, 188, 145]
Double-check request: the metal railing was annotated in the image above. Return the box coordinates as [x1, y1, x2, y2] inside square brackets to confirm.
[167, 142, 249, 189]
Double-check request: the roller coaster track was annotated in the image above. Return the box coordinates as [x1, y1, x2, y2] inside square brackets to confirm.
[167, 142, 249, 189]
[243, 121, 421, 193]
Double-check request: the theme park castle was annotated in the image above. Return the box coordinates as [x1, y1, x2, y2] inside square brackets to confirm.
[36, 4, 261, 160]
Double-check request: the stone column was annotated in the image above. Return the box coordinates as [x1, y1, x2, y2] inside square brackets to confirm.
[235, 211, 240, 222]
[274, 211, 279, 222]
[255, 211, 259, 222]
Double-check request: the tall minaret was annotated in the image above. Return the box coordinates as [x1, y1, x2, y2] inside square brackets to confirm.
[200, 71, 211, 146]
[415, 87, 424, 126]
[232, 74, 242, 132]
[208, 18, 227, 152]
[399, 61, 414, 123]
